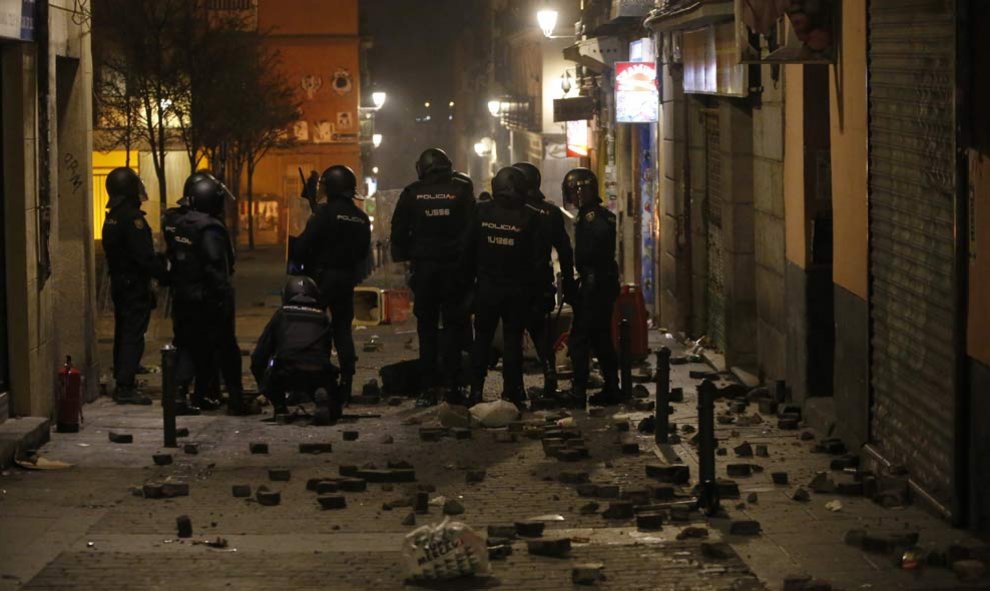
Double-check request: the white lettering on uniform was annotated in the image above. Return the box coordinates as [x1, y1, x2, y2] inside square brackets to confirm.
[336, 214, 365, 224]
[425, 208, 450, 217]
[487, 236, 515, 246]
[417, 193, 456, 201]
[174, 236, 193, 245]
[481, 221, 522, 232]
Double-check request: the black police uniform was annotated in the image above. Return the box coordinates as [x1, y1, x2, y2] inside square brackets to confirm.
[163, 204, 243, 412]
[294, 191, 370, 387]
[251, 280, 340, 421]
[570, 202, 620, 398]
[464, 173, 541, 405]
[390, 158, 475, 399]
[102, 200, 160, 402]
[522, 193, 575, 391]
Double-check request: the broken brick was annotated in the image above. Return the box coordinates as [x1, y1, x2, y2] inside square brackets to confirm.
[808, 472, 836, 493]
[559, 470, 589, 484]
[249, 442, 268, 454]
[571, 563, 605, 585]
[487, 525, 517, 539]
[701, 542, 733, 560]
[772, 472, 789, 485]
[791, 487, 811, 502]
[401, 512, 416, 526]
[451, 428, 472, 440]
[733, 442, 753, 457]
[645, 464, 690, 484]
[255, 487, 281, 506]
[492, 431, 517, 444]
[601, 501, 634, 519]
[690, 370, 717, 379]
[515, 521, 545, 537]
[142, 483, 164, 499]
[342, 431, 359, 441]
[338, 465, 359, 477]
[109, 432, 133, 444]
[466, 469, 486, 483]
[576, 484, 598, 497]
[782, 575, 813, 591]
[442, 499, 464, 515]
[726, 464, 754, 477]
[176, 515, 192, 538]
[268, 468, 291, 482]
[830, 455, 860, 470]
[636, 513, 664, 530]
[729, 520, 762, 535]
[632, 384, 649, 398]
[587, 406, 607, 417]
[621, 487, 651, 505]
[356, 468, 416, 483]
[231, 484, 251, 498]
[649, 484, 675, 500]
[555, 448, 582, 462]
[669, 506, 691, 522]
[175, 428, 190, 438]
[337, 478, 367, 492]
[152, 454, 173, 466]
[800, 430, 815, 441]
[419, 428, 444, 442]
[595, 484, 620, 498]
[527, 538, 571, 558]
[579, 502, 599, 515]
[317, 495, 347, 510]
[669, 387, 684, 402]
[620, 439, 640, 455]
[835, 481, 864, 496]
[755, 444, 769, 457]
[778, 418, 800, 430]
[414, 492, 429, 513]
[613, 420, 630, 432]
[183, 443, 199, 455]
[676, 526, 709, 540]
[161, 482, 189, 498]
[747, 492, 759, 503]
[299, 443, 333, 454]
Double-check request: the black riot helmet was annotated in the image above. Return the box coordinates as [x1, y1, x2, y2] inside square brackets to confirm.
[105, 167, 146, 209]
[183, 171, 232, 217]
[320, 165, 358, 200]
[282, 275, 322, 305]
[415, 148, 453, 179]
[491, 166, 527, 207]
[562, 167, 600, 208]
[511, 162, 542, 197]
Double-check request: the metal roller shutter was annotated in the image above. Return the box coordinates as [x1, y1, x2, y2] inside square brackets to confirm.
[704, 112, 726, 351]
[868, 0, 957, 508]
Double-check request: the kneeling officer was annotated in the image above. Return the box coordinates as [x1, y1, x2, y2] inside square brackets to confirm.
[251, 276, 342, 424]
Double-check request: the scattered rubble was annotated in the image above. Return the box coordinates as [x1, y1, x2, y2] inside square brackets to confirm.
[152, 454, 173, 466]
[176, 515, 192, 538]
[299, 442, 333, 454]
[108, 432, 133, 444]
[249, 442, 269, 454]
[232, 484, 251, 498]
[268, 468, 291, 482]
[571, 563, 605, 585]
[527, 538, 571, 558]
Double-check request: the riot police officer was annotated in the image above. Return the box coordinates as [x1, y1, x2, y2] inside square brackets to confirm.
[292, 165, 370, 403]
[512, 162, 576, 396]
[562, 168, 621, 405]
[464, 167, 541, 408]
[102, 167, 162, 405]
[251, 276, 341, 423]
[164, 171, 256, 416]
[390, 148, 475, 405]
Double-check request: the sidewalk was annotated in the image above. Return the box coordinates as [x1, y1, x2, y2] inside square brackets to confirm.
[2, 247, 987, 590]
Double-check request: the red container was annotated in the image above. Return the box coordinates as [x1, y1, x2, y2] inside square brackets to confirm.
[56, 356, 83, 433]
[612, 284, 650, 361]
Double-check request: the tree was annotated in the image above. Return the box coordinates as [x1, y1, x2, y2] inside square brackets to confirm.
[231, 38, 300, 250]
[93, 0, 191, 214]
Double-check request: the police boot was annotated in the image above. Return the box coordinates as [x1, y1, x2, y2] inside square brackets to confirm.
[588, 382, 621, 407]
[227, 392, 261, 416]
[415, 386, 442, 408]
[445, 386, 466, 406]
[503, 387, 527, 413]
[114, 384, 152, 406]
[311, 388, 341, 426]
[543, 364, 559, 397]
[339, 375, 353, 407]
[174, 386, 202, 416]
[191, 393, 222, 412]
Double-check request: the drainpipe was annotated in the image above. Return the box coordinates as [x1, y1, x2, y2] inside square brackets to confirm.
[951, 0, 971, 528]
[36, 0, 52, 286]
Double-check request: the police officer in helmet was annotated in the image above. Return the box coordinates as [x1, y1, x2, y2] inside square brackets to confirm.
[251, 276, 342, 424]
[390, 148, 476, 405]
[292, 165, 370, 403]
[102, 167, 163, 405]
[164, 171, 257, 416]
[464, 166, 542, 409]
[512, 162, 576, 397]
[562, 168, 621, 405]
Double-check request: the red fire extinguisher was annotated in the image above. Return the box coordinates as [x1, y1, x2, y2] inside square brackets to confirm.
[56, 355, 83, 433]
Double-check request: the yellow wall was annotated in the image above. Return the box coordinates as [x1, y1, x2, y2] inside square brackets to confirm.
[92, 150, 139, 238]
[828, 1, 869, 299]
[258, 0, 357, 36]
[784, 65, 806, 269]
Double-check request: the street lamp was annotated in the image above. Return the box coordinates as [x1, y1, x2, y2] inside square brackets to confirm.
[537, 7, 575, 39]
[487, 100, 502, 117]
[372, 133, 383, 148]
[474, 137, 493, 157]
[372, 91, 387, 109]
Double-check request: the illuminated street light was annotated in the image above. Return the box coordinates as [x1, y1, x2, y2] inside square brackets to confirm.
[372, 133, 383, 148]
[474, 137, 493, 157]
[537, 9, 558, 38]
[372, 91, 387, 109]
[449, 101, 455, 108]
[372, 166, 379, 174]
[487, 100, 501, 117]
[424, 101, 431, 108]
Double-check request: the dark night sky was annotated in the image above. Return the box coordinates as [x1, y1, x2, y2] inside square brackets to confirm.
[361, 0, 482, 190]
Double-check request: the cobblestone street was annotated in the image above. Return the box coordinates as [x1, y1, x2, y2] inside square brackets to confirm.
[0, 249, 987, 590]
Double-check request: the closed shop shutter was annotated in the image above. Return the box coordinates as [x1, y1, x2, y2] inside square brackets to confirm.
[868, 0, 956, 508]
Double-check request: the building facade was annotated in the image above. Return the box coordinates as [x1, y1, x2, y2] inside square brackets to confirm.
[1, 0, 97, 421]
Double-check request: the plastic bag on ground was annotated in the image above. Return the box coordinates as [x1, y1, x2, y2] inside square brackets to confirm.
[402, 517, 490, 581]
[469, 399, 520, 428]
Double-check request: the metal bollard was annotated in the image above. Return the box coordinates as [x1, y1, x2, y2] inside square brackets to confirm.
[655, 347, 671, 444]
[619, 318, 632, 401]
[161, 345, 178, 448]
[696, 379, 720, 515]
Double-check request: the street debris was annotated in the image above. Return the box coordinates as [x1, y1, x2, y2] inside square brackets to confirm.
[15, 457, 72, 471]
[469, 399, 520, 427]
[824, 500, 843, 512]
[527, 537, 571, 558]
[176, 515, 192, 538]
[152, 454, 173, 466]
[108, 432, 133, 444]
[249, 442, 269, 454]
[402, 518, 489, 581]
[571, 563, 605, 585]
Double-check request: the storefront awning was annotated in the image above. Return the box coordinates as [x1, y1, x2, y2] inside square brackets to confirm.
[562, 36, 626, 73]
[644, 0, 734, 32]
